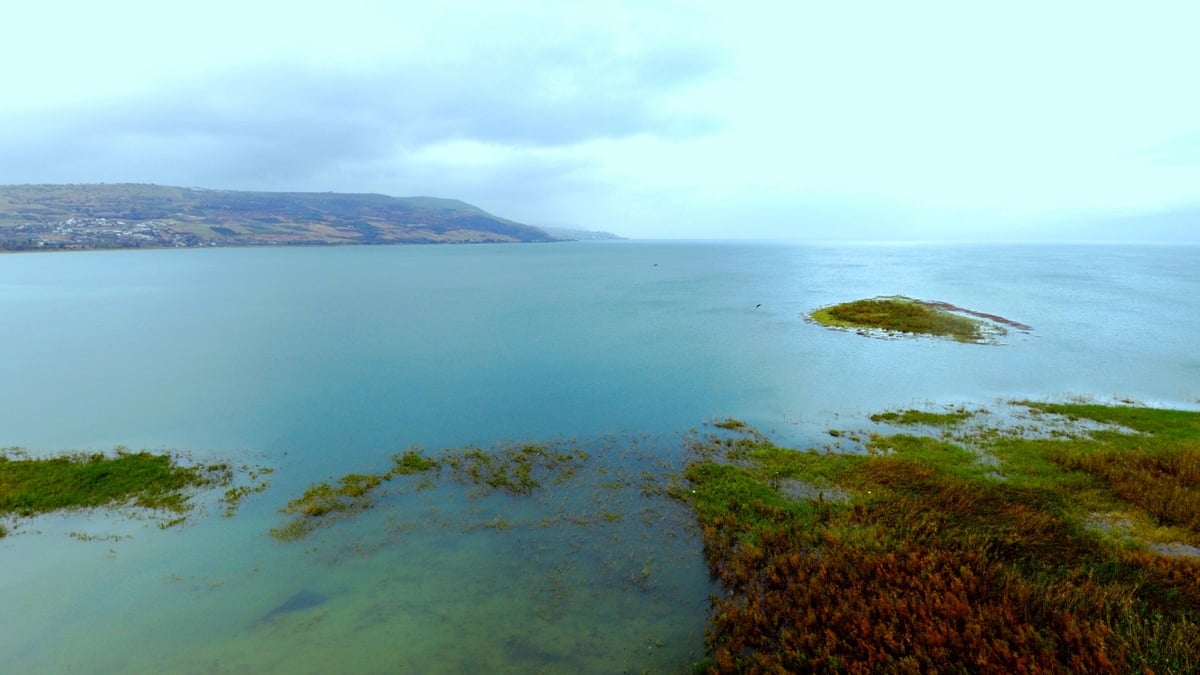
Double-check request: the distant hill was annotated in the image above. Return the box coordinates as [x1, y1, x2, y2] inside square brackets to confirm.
[0, 184, 555, 251]
[538, 225, 625, 241]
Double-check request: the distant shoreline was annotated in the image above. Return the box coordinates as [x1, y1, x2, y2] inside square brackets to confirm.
[0, 183, 576, 251]
[0, 237, 570, 255]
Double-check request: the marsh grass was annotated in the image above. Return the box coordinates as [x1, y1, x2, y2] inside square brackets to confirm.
[271, 470, 396, 541]
[220, 466, 274, 517]
[391, 448, 439, 475]
[870, 407, 978, 426]
[810, 296, 996, 343]
[711, 418, 748, 431]
[0, 447, 235, 535]
[271, 442, 592, 541]
[678, 403, 1200, 673]
[441, 442, 590, 496]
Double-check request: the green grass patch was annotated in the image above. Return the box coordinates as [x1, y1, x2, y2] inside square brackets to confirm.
[711, 418, 748, 431]
[390, 448, 439, 475]
[810, 296, 993, 342]
[270, 472, 387, 541]
[676, 404, 1200, 673]
[1021, 400, 1200, 440]
[870, 407, 977, 426]
[863, 433, 991, 482]
[0, 447, 235, 535]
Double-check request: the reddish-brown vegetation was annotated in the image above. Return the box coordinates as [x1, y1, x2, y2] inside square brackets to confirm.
[683, 404, 1200, 674]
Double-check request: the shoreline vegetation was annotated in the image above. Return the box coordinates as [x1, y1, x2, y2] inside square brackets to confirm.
[263, 400, 1200, 672]
[677, 402, 1200, 673]
[809, 295, 1032, 343]
[6, 400, 1199, 672]
[0, 447, 270, 538]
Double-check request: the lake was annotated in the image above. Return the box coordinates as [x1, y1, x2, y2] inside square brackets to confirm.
[1, 241, 1198, 673]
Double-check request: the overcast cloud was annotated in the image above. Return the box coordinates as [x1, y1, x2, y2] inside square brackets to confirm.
[3, 0, 1199, 240]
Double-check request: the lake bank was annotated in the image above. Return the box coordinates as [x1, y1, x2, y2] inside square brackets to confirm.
[8, 398, 1200, 672]
[678, 400, 1200, 672]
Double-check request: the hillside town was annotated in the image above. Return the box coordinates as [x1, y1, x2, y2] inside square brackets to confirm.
[0, 217, 207, 250]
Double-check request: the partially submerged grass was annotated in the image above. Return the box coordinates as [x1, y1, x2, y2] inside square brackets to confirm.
[0, 447, 238, 536]
[870, 406, 978, 426]
[677, 403, 1200, 673]
[391, 448, 439, 475]
[711, 418, 748, 431]
[1021, 400, 1200, 440]
[809, 296, 1014, 343]
[441, 442, 590, 496]
[271, 442, 591, 541]
[220, 466, 274, 518]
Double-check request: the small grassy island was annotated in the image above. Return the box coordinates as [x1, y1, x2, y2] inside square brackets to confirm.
[675, 403, 1200, 673]
[0, 447, 267, 538]
[810, 296, 1031, 343]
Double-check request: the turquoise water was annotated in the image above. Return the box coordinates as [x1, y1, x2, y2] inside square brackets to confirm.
[1, 241, 1198, 672]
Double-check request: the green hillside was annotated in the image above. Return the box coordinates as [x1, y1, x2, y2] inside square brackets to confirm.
[0, 183, 555, 250]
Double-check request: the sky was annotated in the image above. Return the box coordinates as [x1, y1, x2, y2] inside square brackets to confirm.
[3, 1, 1199, 241]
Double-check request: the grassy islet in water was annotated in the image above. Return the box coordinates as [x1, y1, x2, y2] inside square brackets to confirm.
[0, 446, 255, 537]
[810, 295, 1029, 343]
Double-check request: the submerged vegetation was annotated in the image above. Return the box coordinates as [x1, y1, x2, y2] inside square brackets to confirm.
[676, 404, 1200, 673]
[869, 406, 980, 426]
[809, 296, 1029, 344]
[0, 447, 260, 537]
[271, 442, 592, 541]
[268, 435, 707, 671]
[270, 402, 1200, 671]
[13, 400, 1198, 671]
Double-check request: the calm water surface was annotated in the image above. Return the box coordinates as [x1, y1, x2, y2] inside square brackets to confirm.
[1, 241, 1197, 672]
